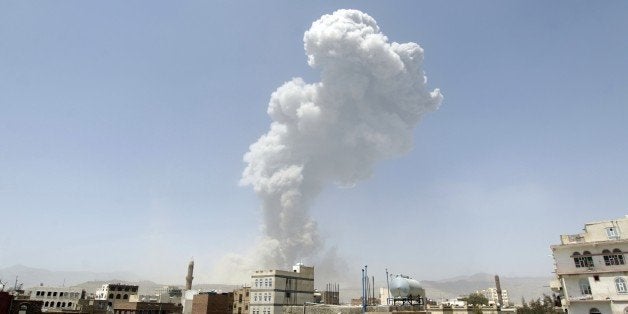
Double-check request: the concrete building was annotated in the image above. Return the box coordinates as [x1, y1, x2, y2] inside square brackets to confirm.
[192, 292, 233, 314]
[26, 286, 85, 311]
[113, 300, 182, 314]
[181, 290, 200, 314]
[155, 286, 183, 304]
[232, 287, 250, 314]
[77, 299, 109, 314]
[95, 283, 139, 306]
[249, 263, 314, 314]
[551, 215, 628, 314]
[477, 288, 509, 307]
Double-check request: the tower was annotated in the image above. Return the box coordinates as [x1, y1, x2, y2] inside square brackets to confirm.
[186, 260, 194, 290]
[494, 275, 503, 307]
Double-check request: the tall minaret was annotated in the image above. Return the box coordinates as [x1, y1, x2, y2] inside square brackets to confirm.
[185, 260, 194, 290]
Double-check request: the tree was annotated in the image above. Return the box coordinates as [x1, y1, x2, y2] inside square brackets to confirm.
[466, 293, 489, 306]
[517, 294, 561, 314]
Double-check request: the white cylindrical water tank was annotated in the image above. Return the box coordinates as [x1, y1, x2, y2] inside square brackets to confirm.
[389, 275, 422, 299]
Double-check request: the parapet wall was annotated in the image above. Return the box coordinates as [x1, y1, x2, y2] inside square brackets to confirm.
[283, 305, 515, 314]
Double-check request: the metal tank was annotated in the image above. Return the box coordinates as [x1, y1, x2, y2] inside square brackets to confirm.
[389, 275, 422, 299]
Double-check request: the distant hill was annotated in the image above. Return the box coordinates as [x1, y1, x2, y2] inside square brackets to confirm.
[421, 273, 552, 305]
[0, 265, 142, 289]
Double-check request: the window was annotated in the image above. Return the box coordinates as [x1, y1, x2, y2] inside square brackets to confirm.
[590, 308, 601, 314]
[606, 227, 619, 239]
[579, 279, 592, 295]
[116, 294, 121, 299]
[574, 252, 594, 268]
[603, 249, 625, 266]
[268, 279, 272, 287]
[123, 294, 128, 299]
[617, 278, 628, 293]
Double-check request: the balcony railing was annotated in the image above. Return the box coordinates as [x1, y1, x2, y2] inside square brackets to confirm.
[569, 295, 593, 301]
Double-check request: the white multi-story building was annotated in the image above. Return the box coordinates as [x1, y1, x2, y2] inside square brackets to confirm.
[94, 283, 139, 306]
[249, 263, 314, 314]
[551, 215, 628, 314]
[27, 286, 85, 311]
[477, 288, 509, 307]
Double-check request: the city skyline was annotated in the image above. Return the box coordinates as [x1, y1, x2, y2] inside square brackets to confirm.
[1, 1, 627, 285]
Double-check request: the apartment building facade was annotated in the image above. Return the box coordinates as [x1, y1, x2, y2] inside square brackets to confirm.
[95, 283, 140, 306]
[27, 286, 85, 311]
[478, 288, 509, 307]
[552, 215, 628, 314]
[249, 264, 314, 314]
[233, 286, 250, 314]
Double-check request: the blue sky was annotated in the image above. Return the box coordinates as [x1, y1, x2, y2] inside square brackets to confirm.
[1, 1, 627, 285]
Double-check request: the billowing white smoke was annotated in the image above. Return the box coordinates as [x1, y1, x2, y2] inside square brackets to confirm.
[234, 9, 441, 277]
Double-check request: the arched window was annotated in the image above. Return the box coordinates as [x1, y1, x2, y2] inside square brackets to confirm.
[123, 294, 128, 299]
[574, 252, 594, 268]
[615, 249, 625, 264]
[56, 302, 61, 307]
[579, 278, 592, 295]
[590, 308, 601, 314]
[116, 294, 121, 299]
[45, 301, 49, 307]
[616, 277, 627, 293]
[109, 293, 114, 299]
[603, 249, 625, 266]
[62, 302, 66, 307]
[68, 302, 72, 307]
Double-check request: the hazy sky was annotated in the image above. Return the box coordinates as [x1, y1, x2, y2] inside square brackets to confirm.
[1, 1, 627, 286]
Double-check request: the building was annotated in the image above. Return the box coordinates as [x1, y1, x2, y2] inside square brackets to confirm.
[477, 288, 509, 307]
[232, 286, 250, 314]
[155, 286, 183, 304]
[95, 283, 139, 306]
[113, 300, 182, 314]
[1, 293, 43, 314]
[77, 299, 109, 314]
[182, 290, 200, 314]
[26, 286, 85, 311]
[249, 263, 314, 314]
[192, 292, 233, 314]
[551, 215, 628, 314]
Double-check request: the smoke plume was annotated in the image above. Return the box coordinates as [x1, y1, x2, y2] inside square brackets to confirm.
[233, 9, 441, 277]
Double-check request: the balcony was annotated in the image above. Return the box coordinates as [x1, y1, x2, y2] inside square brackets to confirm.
[569, 295, 593, 302]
